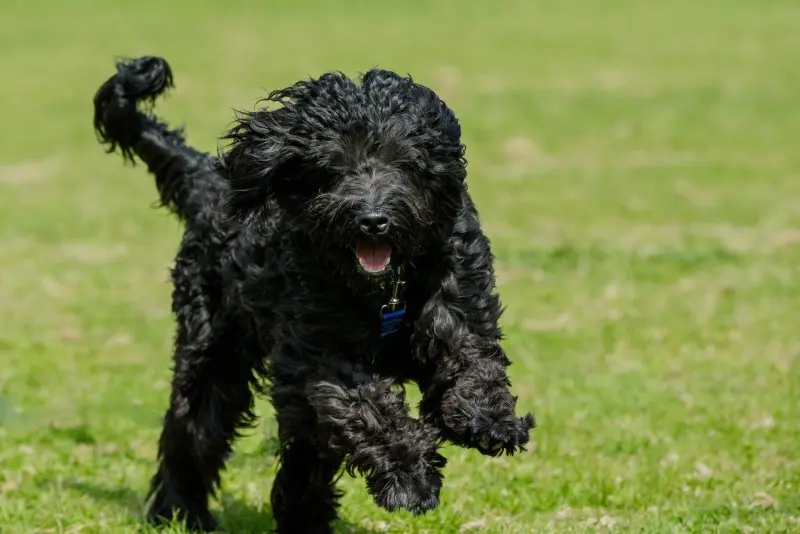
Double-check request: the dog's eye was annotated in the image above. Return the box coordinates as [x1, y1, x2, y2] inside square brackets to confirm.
[285, 168, 335, 199]
[311, 172, 335, 193]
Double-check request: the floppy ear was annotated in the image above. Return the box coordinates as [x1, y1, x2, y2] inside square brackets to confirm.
[219, 105, 307, 223]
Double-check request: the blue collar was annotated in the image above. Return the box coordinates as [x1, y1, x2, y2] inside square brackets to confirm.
[379, 265, 406, 337]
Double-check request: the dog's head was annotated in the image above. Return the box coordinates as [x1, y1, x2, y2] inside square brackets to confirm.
[221, 69, 466, 279]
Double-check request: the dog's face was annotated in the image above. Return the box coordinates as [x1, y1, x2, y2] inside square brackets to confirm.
[222, 69, 467, 279]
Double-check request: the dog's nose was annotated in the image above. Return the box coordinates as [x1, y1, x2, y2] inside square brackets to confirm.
[358, 212, 390, 235]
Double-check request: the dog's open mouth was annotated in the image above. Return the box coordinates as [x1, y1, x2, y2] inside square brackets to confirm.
[355, 239, 392, 274]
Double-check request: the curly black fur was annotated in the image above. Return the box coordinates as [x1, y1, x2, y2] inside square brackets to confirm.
[92, 55, 535, 534]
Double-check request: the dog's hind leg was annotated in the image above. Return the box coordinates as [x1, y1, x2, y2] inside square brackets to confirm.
[146, 324, 262, 532]
[146, 249, 265, 531]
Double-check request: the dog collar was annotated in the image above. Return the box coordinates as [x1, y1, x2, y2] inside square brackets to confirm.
[380, 265, 406, 337]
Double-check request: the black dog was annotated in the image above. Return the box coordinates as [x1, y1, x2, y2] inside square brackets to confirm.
[92, 56, 535, 533]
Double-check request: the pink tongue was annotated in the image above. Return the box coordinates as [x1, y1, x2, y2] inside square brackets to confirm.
[356, 242, 392, 272]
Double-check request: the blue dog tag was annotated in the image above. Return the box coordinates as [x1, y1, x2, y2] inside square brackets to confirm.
[380, 308, 405, 337]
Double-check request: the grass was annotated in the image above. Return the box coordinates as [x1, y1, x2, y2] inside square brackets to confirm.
[1, 0, 799, 531]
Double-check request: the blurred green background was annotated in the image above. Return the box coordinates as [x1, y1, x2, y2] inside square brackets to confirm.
[1, 0, 799, 532]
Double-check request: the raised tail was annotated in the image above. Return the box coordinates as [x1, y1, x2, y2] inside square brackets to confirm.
[93, 56, 225, 222]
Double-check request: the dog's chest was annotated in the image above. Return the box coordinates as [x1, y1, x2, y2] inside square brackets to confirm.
[272, 268, 427, 366]
[341, 302, 415, 355]
[307, 290, 418, 363]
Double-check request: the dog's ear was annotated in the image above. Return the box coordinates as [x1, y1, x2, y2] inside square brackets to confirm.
[219, 105, 306, 223]
[360, 68, 467, 184]
[219, 74, 359, 223]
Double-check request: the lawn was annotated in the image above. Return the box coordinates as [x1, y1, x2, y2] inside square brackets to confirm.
[1, 0, 799, 532]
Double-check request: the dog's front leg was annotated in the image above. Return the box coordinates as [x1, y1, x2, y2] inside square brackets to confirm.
[306, 377, 446, 515]
[413, 203, 535, 457]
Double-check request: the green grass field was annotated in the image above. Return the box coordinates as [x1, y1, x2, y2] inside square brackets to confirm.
[2, 0, 799, 532]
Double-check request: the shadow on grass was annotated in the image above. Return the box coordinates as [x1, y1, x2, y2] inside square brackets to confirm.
[65, 480, 377, 533]
[64, 479, 145, 516]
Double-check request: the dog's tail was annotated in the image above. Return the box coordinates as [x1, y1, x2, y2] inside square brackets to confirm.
[93, 56, 224, 222]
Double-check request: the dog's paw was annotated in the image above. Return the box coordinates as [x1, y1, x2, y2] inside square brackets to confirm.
[147, 490, 217, 532]
[466, 411, 535, 457]
[366, 450, 446, 515]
